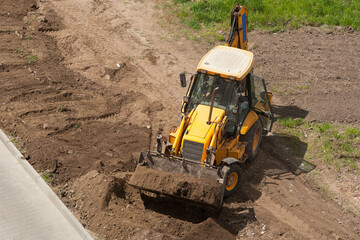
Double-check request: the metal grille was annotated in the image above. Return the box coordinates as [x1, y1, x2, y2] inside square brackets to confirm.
[182, 140, 204, 161]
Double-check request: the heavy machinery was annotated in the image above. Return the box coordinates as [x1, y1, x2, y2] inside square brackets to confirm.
[129, 4, 273, 208]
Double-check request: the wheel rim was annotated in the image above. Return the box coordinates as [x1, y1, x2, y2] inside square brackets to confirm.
[225, 172, 238, 191]
[252, 126, 261, 151]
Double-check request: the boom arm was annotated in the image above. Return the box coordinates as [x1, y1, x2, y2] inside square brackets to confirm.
[226, 4, 248, 50]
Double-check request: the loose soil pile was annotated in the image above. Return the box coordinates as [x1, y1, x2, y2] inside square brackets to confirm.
[1, 0, 360, 239]
[129, 166, 223, 208]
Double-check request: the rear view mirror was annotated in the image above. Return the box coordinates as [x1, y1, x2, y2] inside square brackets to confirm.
[183, 96, 189, 104]
[180, 73, 186, 87]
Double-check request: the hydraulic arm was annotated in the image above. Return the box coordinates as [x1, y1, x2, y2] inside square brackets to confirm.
[226, 4, 248, 50]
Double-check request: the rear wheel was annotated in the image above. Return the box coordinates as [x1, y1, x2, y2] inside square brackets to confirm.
[240, 118, 262, 161]
[223, 164, 241, 198]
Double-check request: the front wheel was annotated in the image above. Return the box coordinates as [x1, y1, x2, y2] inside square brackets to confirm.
[223, 164, 241, 198]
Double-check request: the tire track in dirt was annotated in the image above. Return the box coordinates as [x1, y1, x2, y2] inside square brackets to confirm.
[39, 0, 206, 137]
[237, 136, 360, 239]
[257, 191, 328, 240]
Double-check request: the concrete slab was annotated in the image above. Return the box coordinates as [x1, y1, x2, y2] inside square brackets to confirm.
[0, 130, 93, 240]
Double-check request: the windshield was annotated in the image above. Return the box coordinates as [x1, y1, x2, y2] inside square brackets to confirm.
[186, 73, 240, 114]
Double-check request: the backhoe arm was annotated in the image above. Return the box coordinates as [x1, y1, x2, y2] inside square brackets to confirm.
[226, 4, 248, 50]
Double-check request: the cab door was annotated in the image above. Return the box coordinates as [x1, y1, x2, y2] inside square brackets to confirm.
[250, 74, 274, 132]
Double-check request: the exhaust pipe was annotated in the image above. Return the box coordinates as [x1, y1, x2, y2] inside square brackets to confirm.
[207, 87, 219, 125]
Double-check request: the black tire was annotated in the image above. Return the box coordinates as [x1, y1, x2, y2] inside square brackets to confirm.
[240, 118, 263, 162]
[223, 164, 242, 198]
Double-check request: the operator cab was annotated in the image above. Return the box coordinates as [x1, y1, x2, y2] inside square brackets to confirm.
[180, 45, 273, 135]
[184, 73, 239, 115]
[184, 73, 242, 137]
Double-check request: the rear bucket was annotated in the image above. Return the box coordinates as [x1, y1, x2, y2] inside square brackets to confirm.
[128, 152, 225, 208]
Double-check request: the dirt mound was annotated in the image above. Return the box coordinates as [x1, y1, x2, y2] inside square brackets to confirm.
[182, 218, 235, 240]
[65, 170, 153, 239]
[66, 170, 229, 240]
[70, 170, 127, 212]
[129, 165, 223, 207]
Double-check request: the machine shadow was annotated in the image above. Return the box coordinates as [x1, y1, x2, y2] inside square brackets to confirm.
[235, 133, 311, 201]
[219, 133, 313, 234]
[272, 104, 309, 119]
[140, 192, 218, 223]
[140, 193, 246, 237]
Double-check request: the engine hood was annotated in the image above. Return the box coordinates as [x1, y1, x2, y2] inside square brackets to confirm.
[183, 104, 225, 143]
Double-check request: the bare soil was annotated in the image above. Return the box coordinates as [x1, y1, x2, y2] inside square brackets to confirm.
[250, 27, 360, 126]
[1, 0, 360, 239]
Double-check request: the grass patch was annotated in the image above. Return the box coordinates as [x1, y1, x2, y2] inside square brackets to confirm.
[27, 54, 38, 63]
[277, 117, 303, 128]
[41, 173, 52, 183]
[13, 49, 23, 54]
[319, 184, 328, 192]
[345, 127, 360, 140]
[24, 35, 33, 40]
[277, 117, 360, 175]
[314, 122, 333, 133]
[172, 0, 360, 33]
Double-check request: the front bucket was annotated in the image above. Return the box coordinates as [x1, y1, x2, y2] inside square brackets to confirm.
[128, 152, 225, 208]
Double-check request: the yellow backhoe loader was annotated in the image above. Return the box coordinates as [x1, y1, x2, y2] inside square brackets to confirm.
[129, 4, 273, 208]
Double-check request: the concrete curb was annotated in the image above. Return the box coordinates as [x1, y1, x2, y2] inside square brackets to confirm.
[0, 129, 93, 240]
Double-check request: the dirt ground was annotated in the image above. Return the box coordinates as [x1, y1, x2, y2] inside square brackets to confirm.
[1, 0, 360, 239]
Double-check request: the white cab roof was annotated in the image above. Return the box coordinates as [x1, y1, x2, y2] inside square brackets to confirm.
[197, 45, 254, 81]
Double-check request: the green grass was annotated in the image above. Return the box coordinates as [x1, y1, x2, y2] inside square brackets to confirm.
[345, 127, 360, 140]
[277, 117, 303, 128]
[13, 49, 23, 54]
[57, 106, 66, 113]
[27, 54, 38, 63]
[24, 35, 33, 40]
[319, 184, 328, 192]
[314, 122, 333, 133]
[277, 117, 360, 174]
[172, 0, 360, 33]
[41, 173, 51, 182]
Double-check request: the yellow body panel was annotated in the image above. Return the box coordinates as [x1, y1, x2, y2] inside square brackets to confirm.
[254, 101, 265, 111]
[173, 116, 186, 156]
[215, 137, 239, 165]
[171, 108, 261, 164]
[229, 142, 246, 162]
[185, 105, 225, 139]
[169, 126, 178, 145]
[267, 92, 273, 103]
[172, 110, 195, 156]
[175, 104, 258, 164]
[181, 105, 225, 161]
[215, 144, 228, 164]
[240, 110, 258, 135]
